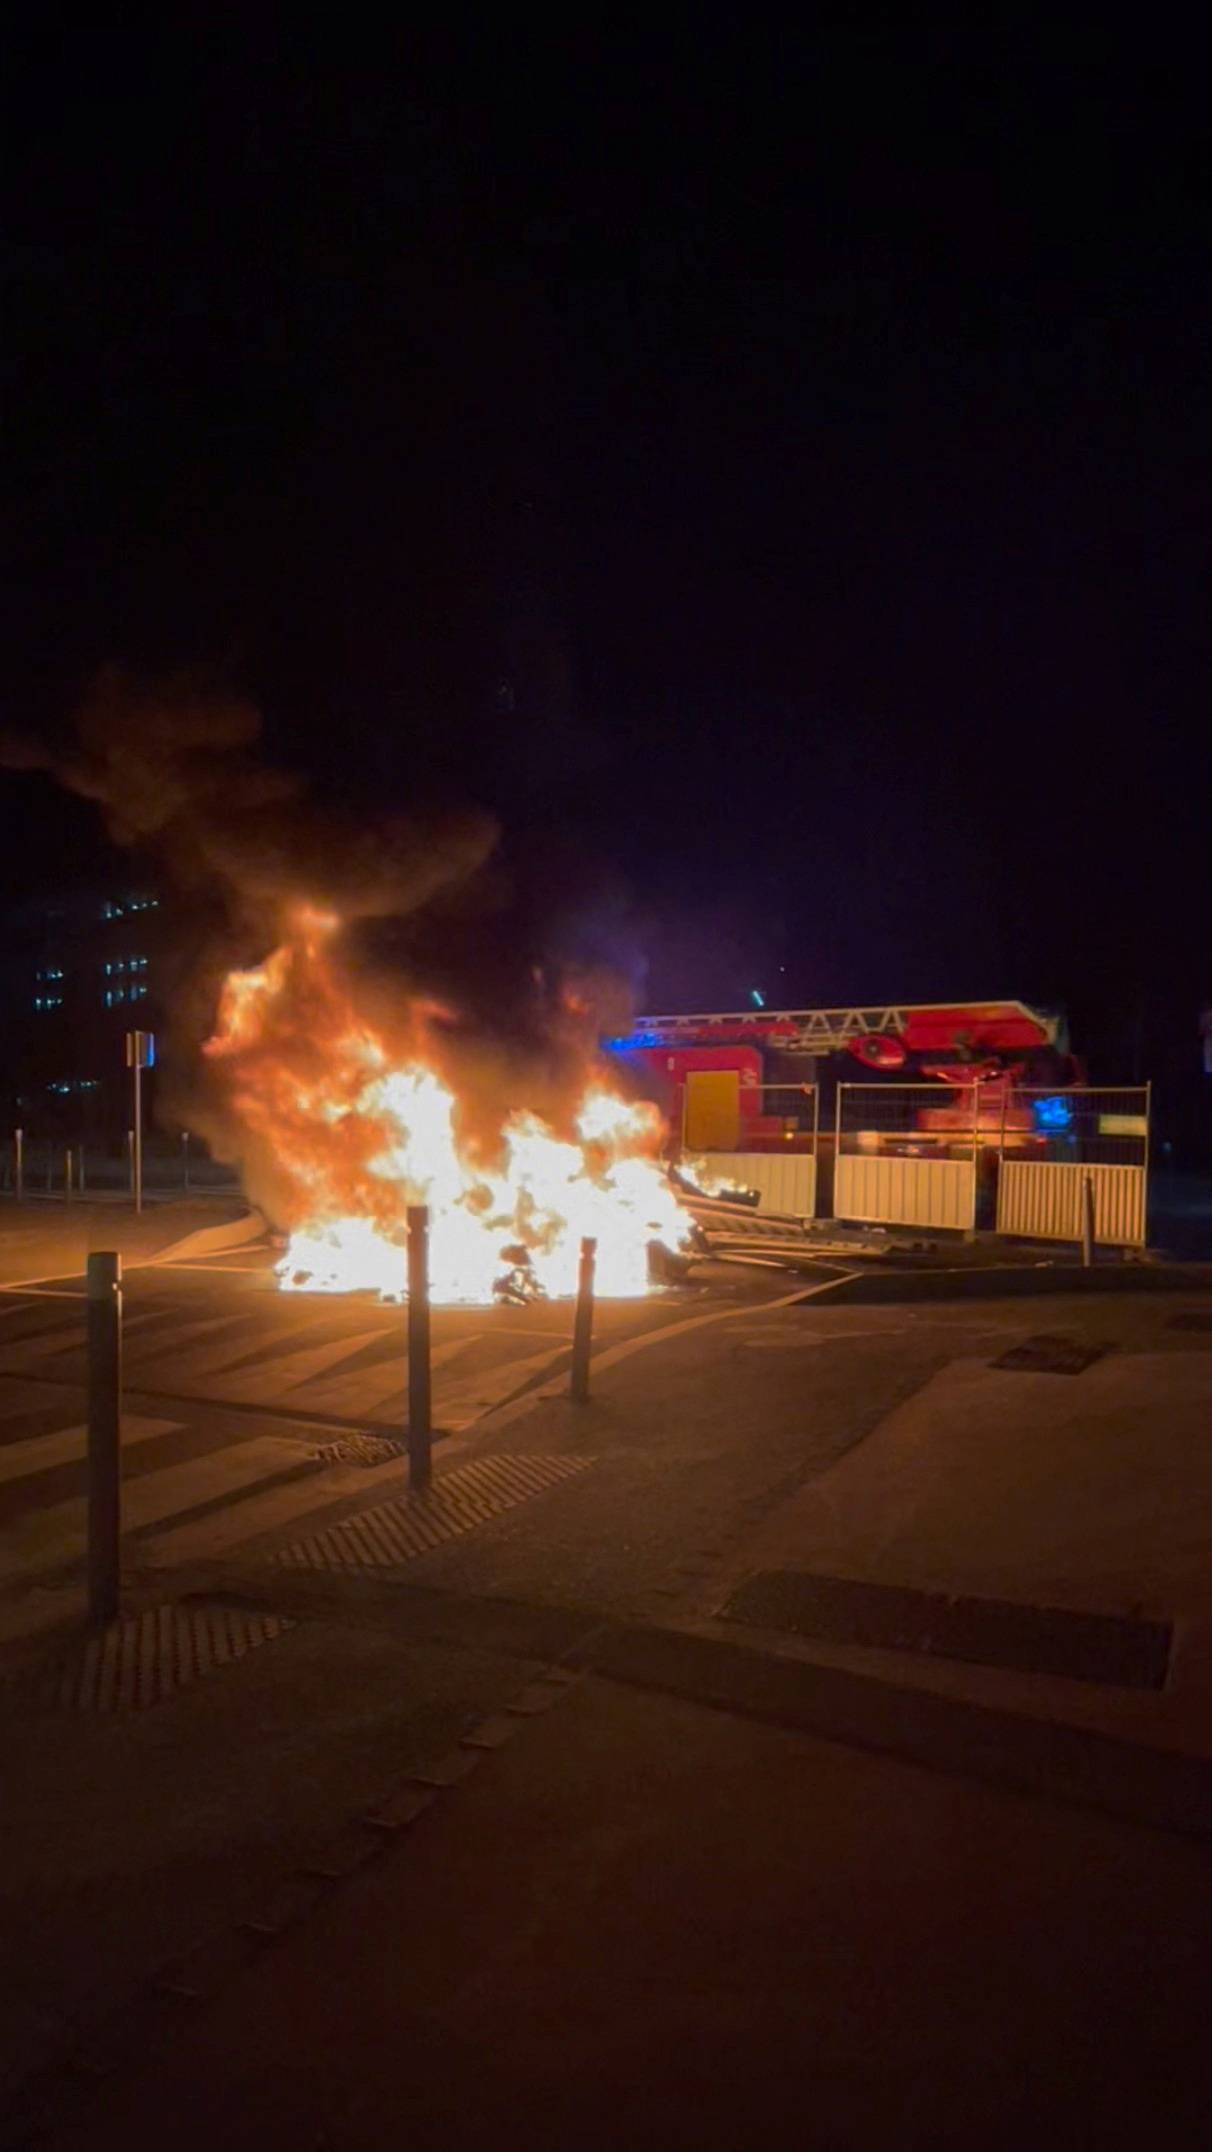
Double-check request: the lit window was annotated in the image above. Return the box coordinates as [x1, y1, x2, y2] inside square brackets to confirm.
[34, 994, 63, 1011]
[104, 987, 128, 1007]
[130, 982, 148, 1001]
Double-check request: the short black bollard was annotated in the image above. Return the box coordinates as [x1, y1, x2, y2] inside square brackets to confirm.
[1080, 1171, 1096, 1268]
[87, 1251, 122, 1624]
[570, 1236, 597, 1404]
[14, 1127, 23, 1204]
[407, 1205, 432, 1490]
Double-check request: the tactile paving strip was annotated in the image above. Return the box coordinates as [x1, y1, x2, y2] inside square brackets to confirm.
[277, 1451, 591, 1571]
[8, 1601, 294, 1716]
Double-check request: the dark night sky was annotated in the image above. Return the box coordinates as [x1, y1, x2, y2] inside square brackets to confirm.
[3, 18, 1209, 1083]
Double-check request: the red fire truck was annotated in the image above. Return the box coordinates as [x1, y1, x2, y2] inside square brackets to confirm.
[605, 1000, 1081, 1164]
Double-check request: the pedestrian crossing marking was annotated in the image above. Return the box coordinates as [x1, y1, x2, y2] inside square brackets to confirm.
[0, 1414, 180, 1486]
[434, 1343, 568, 1427]
[0, 1435, 315, 1586]
[192, 1326, 389, 1399]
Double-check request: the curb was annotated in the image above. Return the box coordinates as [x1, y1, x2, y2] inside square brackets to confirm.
[151, 1208, 266, 1265]
[812, 1261, 1212, 1305]
[579, 1619, 1212, 1842]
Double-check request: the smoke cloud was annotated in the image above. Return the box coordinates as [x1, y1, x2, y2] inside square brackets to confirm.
[2, 669, 648, 1221]
[1, 666, 497, 930]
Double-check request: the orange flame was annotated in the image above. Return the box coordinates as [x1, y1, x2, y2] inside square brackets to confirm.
[203, 917, 689, 1302]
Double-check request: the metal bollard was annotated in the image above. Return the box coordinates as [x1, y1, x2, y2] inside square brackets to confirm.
[14, 1127, 23, 1204]
[407, 1205, 432, 1490]
[1080, 1172, 1096, 1268]
[182, 1130, 191, 1192]
[570, 1236, 597, 1404]
[87, 1252, 122, 1624]
[77, 1144, 86, 1195]
[64, 1149, 74, 1205]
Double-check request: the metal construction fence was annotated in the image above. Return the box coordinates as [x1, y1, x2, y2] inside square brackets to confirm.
[996, 1086, 1150, 1246]
[1, 1130, 239, 1202]
[834, 1082, 980, 1230]
[681, 1083, 818, 1217]
[679, 1076, 1151, 1238]
[832, 1081, 1150, 1244]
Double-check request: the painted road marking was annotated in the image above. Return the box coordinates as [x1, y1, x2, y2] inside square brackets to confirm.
[0, 1414, 180, 1486]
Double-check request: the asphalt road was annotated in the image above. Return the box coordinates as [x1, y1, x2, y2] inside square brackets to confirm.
[8, 1250, 1212, 2140]
[0, 1231, 808, 1594]
[8, 1267, 1212, 2144]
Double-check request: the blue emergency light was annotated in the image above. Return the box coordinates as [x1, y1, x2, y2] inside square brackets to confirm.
[1032, 1093, 1073, 1133]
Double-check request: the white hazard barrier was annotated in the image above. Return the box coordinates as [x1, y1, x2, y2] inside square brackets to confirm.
[691, 1152, 817, 1218]
[833, 1154, 976, 1232]
[997, 1160, 1146, 1247]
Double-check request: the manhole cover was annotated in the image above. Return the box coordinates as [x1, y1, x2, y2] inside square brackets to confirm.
[312, 1433, 408, 1467]
[994, 1335, 1107, 1375]
[1167, 1312, 1212, 1332]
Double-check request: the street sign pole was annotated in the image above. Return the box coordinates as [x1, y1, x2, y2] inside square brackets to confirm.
[125, 1031, 155, 1215]
[133, 1056, 142, 1213]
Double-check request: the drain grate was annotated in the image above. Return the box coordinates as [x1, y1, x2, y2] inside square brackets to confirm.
[5, 1600, 294, 1716]
[311, 1433, 408, 1468]
[994, 1335, 1107, 1375]
[278, 1452, 591, 1572]
[1167, 1311, 1212, 1333]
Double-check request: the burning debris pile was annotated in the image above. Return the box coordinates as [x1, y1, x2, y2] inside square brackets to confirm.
[203, 907, 690, 1303]
[4, 669, 690, 1304]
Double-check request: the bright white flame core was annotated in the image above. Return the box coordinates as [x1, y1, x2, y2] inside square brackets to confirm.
[277, 1075, 689, 1302]
[204, 938, 690, 1304]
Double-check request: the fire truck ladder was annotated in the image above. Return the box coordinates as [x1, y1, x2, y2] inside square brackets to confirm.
[631, 1001, 1060, 1055]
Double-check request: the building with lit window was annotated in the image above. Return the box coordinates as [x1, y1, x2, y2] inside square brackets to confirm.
[1, 884, 167, 1138]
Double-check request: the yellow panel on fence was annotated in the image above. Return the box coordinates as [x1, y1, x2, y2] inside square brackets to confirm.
[684, 1070, 740, 1151]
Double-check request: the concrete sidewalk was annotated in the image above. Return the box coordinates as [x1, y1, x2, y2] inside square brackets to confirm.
[14, 1667, 1212, 2149]
[6, 1282, 1212, 2142]
[0, 1196, 258, 1287]
[724, 1345, 1212, 1622]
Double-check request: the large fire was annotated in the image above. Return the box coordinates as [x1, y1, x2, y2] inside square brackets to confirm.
[202, 911, 690, 1303]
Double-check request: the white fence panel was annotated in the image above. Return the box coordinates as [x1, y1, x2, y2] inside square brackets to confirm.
[834, 1154, 975, 1231]
[997, 1160, 1146, 1246]
[702, 1152, 817, 1218]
